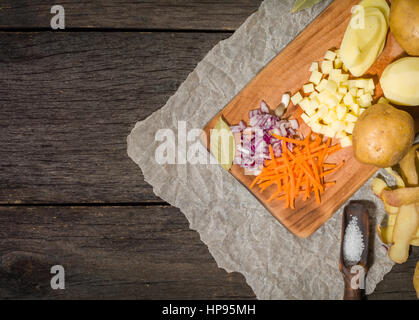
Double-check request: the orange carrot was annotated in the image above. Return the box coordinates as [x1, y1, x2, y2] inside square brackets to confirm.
[250, 131, 344, 209]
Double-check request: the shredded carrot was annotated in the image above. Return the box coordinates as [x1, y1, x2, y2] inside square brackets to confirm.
[251, 132, 344, 209]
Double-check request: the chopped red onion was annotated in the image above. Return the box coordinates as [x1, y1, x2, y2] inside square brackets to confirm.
[229, 100, 300, 174]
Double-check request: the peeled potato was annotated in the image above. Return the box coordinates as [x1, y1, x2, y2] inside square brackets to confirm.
[380, 57, 419, 106]
[341, 7, 388, 76]
[389, 204, 419, 264]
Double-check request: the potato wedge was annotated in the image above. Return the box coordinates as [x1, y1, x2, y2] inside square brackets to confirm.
[399, 145, 419, 186]
[389, 204, 419, 264]
[381, 187, 419, 207]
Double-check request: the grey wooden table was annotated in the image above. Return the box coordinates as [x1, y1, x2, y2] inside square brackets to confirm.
[0, 0, 417, 299]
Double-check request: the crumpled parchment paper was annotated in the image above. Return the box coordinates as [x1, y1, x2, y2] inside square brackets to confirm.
[127, 0, 394, 299]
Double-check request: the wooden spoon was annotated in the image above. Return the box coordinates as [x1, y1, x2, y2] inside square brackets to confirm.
[339, 202, 370, 300]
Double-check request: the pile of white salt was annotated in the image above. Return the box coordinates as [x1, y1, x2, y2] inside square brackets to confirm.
[343, 216, 365, 263]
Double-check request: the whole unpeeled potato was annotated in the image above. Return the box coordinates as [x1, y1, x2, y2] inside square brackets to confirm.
[390, 0, 419, 56]
[353, 103, 414, 167]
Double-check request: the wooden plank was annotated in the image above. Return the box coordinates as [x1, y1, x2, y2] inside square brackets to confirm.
[0, 31, 229, 204]
[0, 205, 256, 299]
[203, 0, 404, 238]
[369, 247, 419, 300]
[0, 205, 416, 299]
[0, 0, 262, 31]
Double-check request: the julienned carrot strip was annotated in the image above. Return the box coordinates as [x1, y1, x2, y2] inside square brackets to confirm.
[250, 131, 344, 209]
[321, 161, 345, 177]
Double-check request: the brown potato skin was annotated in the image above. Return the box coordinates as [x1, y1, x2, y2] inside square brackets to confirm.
[353, 103, 414, 167]
[390, 0, 419, 56]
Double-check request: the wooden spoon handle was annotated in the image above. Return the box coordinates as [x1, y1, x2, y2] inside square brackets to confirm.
[342, 273, 362, 300]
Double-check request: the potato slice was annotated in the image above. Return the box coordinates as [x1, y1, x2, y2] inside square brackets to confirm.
[371, 177, 387, 196]
[381, 187, 419, 207]
[359, 0, 390, 24]
[377, 224, 394, 244]
[385, 167, 405, 188]
[415, 261, 419, 299]
[377, 224, 419, 246]
[370, 177, 399, 214]
[389, 204, 419, 264]
[341, 7, 388, 76]
[399, 145, 419, 186]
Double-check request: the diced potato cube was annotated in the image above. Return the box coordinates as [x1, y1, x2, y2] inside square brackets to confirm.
[323, 109, 338, 124]
[303, 83, 315, 93]
[309, 62, 319, 72]
[309, 91, 319, 100]
[334, 58, 343, 69]
[343, 93, 355, 106]
[339, 74, 349, 82]
[301, 113, 311, 124]
[356, 89, 364, 97]
[336, 104, 347, 120]
[324, 126, 336, 138]
[359, 108, 366, 115]
[345, 122, 355, 134]
[338, 86, 348, 95]
[350, 103, 359, 115]
[317, 90, 331, 104]
[316, 79, 328, 92]
[329, 69, 341, 83]
[324, 80, 338, 93]
[324, 50, 337, 61]
[332, 120, 346, 132]
[305, 105, 316, 117]
[367, 79, 375, 92]
[348, 80, 357, 89]
[309, 70, 323, 85]
[340, 135, 352, 148]
[310, 111, 321, 122]
[299, 97, 310, 110]
[342, 64, 349, 72]
[321, 60, 333, 74]
[359, 94, 373, 107]
[356, 79, 369, 89]
[291, 92, 303, 105]
[318, 105, 329, 118]
[336, 131, 347, 140]
[310, 98, 319, 110]
[310, 122, 323, 133]
[349, 88, 357, 96]
[344, 113, 358, 123]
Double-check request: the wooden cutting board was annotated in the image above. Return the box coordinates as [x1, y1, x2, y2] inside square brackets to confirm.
[202, 0, 404, 238]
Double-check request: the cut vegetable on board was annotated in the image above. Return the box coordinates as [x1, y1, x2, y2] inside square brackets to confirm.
[203, 0, 418, 241]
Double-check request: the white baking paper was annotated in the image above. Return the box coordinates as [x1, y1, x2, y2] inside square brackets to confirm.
[127, 0, 394, 299]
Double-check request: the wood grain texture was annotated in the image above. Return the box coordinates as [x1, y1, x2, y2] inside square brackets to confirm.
[203, 0, 404, 238]
[0, 0, 262, 31]
[0, 31, 229, 204]
[0, 205, 255, 299]
[369, 246, 419, 300]
[0, 204, 416, 299]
